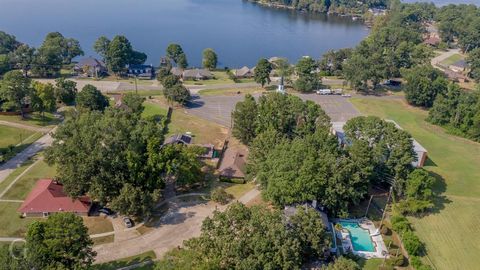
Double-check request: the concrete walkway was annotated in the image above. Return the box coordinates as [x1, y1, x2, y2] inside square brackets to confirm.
[0, 129, 55, 184]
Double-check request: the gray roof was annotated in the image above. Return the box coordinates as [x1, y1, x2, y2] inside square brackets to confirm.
[451, 59, 468, 69]
[284, 203, 329, 229]
[170, 67, 183, 76]
[183, 68, 213, 79]
[163, 134, 192, 145]
[235, 66, 253, 77]
[75, 57, 106, 68]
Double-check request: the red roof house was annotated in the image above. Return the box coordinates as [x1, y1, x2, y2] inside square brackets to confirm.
[18, 179, 92, 217]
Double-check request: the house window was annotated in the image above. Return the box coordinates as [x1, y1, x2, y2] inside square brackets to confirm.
[42, 212, 49, 217]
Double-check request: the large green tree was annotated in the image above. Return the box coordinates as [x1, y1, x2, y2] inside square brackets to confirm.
[232, 94, 258, 145]
[10, 44, 35, 77]
[294, 56, 320, 92]
[54, 78, 77, 105]
[401, 65, 448, 107]
[202, 48, 218, 70]
[93, 36, 111, 61]
[467, 48, 480, 83]
[0, 70, 33, 117]
[163, 84, 191, 105]
[344, 116, 416, 195]
[254, 58, 273, 87]
[75, 84, 109, 111]
[25, 213, 95, 269]
[105, 35, 133, 74]
[0, 31, 20, 54]
[32, 81, 56, 116]
[156, 202, 330, 270]
[166, 44, 188, 68]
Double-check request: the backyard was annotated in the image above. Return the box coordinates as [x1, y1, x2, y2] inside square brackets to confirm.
[350, 98, 480, 270]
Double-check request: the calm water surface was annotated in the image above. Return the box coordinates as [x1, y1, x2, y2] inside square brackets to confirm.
[0, 0, 369, 67]
[403, 0, 479, 5]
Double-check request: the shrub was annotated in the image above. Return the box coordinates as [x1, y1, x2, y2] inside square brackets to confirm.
[402, 231, 424, 256]
[387, 254, 405, 267]
[391, 215, 411, 233]
[410, 256, 433, 270]
[210, 187, 233, 205]
[380, 224, 391, 235]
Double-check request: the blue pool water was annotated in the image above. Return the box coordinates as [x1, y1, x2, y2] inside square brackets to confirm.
[339, 221, 376, 252]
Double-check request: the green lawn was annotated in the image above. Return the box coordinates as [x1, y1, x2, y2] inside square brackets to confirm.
[440, 53, 464, 66]
[0, 112, 60, 127]
[350, 98, 480, 270]
[142, 102, 168, 118]
[83, 217, 114, 235]
[2, 159, 56, 200]
[0, 125, 36, 149]
[0, 202, 41, 237]
[92, 250, 156, 270]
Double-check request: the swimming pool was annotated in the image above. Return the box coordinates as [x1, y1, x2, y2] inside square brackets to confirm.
[339, 221, 376, 252]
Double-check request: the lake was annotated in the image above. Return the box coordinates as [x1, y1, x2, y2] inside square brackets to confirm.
[403, 0, 479, 5]
[0, 0, 369, 67]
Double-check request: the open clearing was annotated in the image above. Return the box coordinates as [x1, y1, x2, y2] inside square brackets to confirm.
[92, 250, 156, 270]
[351, 98, 480, 270]
[439, 53, 464, 66]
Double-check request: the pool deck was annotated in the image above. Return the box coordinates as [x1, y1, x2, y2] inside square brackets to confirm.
[335, 218, 389, 259]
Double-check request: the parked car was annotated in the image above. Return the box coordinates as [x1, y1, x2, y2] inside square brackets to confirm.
[316, 89, 332, 95]
[98, 207, 113, 216]
[341, 94, 352, 98]
[123, 217, 133, 228]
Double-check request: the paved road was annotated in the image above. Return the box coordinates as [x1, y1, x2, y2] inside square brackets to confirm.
[35, 79, 162, 93]
[93, 189, 259, 263]
[0, 129, 54, 184]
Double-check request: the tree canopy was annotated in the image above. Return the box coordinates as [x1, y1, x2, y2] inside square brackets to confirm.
[105, 35, 146, 75]
[202, 48, 218, 70]
[75, 84, 109, 112]
[254, 58, 273, 87]
[0, 70, 33, 117]
[156, 202, 330, 270]
[401, 65, 448, 108]
[166, 44, 188, 69]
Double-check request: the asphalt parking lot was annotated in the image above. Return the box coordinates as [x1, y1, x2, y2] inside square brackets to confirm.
[185, 93, 360, 127]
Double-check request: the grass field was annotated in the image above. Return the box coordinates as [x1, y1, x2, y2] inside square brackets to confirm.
[440, 53, 464, 66]
[92, 250, 156, 270]
[83, 217, 114, 235]
[142, 101, 168, 118]
[0, 125, 36, 148]
[350, 98, 480, 270]
[0, 202, 40, 237]
[0, 112, 60, 127]
[2, 159, 56, 200]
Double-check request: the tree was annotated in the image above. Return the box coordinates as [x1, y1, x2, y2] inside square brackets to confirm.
[232, 94, 258, 145]
[156, 67, 171, 82]
[272, 58, 293, 83]
[110, 184, 160, 218]
[0, 54, 10, 75]
[10, 44, 35, 77]
[166, 44, 186, 67]
[0, 70, 33, 117]
[254, 58, 273, 87]
[76, 84, 109, 111]
[156, 202, 331, 269]
[163, 84, 191, 105]
[32, 81, 56, 116]
[93, 36, 111, 61]
[161, 74, 181, 88]
[105, 35, 133, 75]
[323, 257, 360, 270]
[45, 108, 166, 208]
[344, 116, 416, 195]
[210, 187, 233, 205]
[397, 169, 435, 214]
[25, 213, 95, 269]
[54, 78, 77, 105]
[202, 48, 218, 70]
[257, 130, 369, 214]
[247, 128, 285, 177]
[121, 93, 145, 114]
[401, 65, 448, 107]
[0, 31, 20, 54]
[467, 48, 480, 83]
[176, 53, 188, 69]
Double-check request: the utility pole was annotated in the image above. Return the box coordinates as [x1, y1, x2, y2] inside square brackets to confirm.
[378, 186, 393, 234]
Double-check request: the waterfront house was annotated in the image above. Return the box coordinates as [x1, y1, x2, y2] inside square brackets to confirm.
[182, 68, 214, 80]
[234, 66, 254, 78]
[18, 179, 92, 217]
[127, 64, 155, 79]
[74, 57, 107, 77]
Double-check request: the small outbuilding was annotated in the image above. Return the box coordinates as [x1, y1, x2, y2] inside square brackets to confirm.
[163, 134, 193, 146]
[182, 68, 214, 80]
[219, 149, 247, 181]
[18, 179, 92, 217]
[234, 66, 254, 78]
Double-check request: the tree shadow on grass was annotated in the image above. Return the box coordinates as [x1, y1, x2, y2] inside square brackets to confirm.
[417, 171, 452, 217]
[423, 157, 437, 167]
